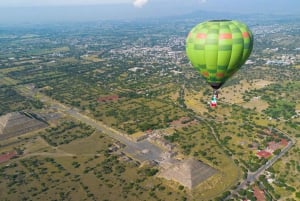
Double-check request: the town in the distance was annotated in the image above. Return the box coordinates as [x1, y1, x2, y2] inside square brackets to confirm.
[0, 10, 299, 201]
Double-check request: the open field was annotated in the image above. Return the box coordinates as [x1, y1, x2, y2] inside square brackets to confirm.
[242, 97, 269, 112]
[81, 54, 105, 62]
[221, 79, 273, 104]
[184, 89, 209, 114]
[0, 120, 195, 201]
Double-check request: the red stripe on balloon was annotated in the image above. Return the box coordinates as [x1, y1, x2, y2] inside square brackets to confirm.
[196, 33, 207, 39]
[216, 72, 224, 78]
[219, 33, 232, 39]
[242, 32, 250, 38]
[202, 72, 209, 77]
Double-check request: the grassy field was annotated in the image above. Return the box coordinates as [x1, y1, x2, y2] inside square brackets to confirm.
[221, 79, 273, 104]
[0, 119, 194, 201]
[243, 97, 269, 112]
[81, 54, 105, 62]
[184, 89, 209, 114]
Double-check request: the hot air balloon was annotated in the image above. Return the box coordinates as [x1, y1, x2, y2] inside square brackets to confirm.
[186, 20, 253, 107]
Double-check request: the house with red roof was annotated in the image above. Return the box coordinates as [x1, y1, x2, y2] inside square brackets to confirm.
[253, 186, 266, 201]
[280, 139, 288, 147]
[0, 151, 17, 163]
[267, 139, 289, 153]
[256, 150, 272, 159]
[97, 95, 119, 103]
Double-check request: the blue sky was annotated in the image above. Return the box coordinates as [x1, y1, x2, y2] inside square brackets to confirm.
[0, 0, 299, 24]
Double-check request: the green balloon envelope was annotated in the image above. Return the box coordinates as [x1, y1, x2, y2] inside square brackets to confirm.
[186, 20, 253, 89]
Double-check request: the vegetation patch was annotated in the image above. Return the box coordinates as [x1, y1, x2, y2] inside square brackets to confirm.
[0, 87, 43, 115]
[41, 121, 95, 146]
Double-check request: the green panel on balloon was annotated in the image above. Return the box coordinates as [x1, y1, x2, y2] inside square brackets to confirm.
[186, 20, 253, 89]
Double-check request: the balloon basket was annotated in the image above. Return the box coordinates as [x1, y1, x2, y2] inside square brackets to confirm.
[210, 89, 218, 108]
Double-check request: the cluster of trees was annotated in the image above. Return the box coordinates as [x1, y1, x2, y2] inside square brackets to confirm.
[259, 175, 281, 200]
[0, 87, 43, 115]
[243, 82, 298, 120]
[0, 157, 71, 200]
[41, 121, 95, 146]
[102, 97, 186, 134]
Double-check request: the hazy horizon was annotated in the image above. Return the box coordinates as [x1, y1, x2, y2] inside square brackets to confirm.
[0, 0, 299, 24]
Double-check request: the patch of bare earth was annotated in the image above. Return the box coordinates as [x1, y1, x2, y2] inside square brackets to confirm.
[221, 79, 273, 111]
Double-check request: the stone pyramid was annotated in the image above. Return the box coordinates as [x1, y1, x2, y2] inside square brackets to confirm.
[159, 158, 217, 189]
[0, 112, 47, 139]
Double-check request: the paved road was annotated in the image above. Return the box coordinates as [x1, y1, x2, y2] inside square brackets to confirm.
[241, 141, 293, 188]
[227, 129, 296, 200]
[22, 89, 165, 164]
[194, 113, 296, 200]
[67, 108, 164, 163]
